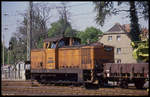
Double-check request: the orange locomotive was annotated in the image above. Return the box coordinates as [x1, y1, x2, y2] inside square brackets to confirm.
[30, 36, 114, 84]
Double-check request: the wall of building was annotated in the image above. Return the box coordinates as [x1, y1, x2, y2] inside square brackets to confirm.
[99, 33, 137, 63]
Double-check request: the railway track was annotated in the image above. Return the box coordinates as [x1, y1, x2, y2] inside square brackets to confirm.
[1, 80, 149, 96]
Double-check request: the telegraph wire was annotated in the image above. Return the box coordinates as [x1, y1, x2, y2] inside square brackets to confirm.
[51, 2, 90, 8]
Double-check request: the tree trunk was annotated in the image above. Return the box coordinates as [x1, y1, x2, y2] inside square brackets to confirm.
[129, 1, 141, 41]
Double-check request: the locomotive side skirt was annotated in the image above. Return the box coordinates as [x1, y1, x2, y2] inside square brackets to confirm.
[31, 69, 83, 83]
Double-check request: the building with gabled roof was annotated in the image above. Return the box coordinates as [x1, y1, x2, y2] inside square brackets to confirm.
[99, 23, 137, 63]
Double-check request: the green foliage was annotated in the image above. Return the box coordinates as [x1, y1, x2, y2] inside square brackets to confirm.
[76, 27, 103, 44]
[48, 19, 77, 38]
[131, 39, 149, 62]
[1, 42, 8, 65]
[7, 35, 27, 65]
[94, 1, 115, 26]
[6, 3, 50, 63]
[93, 1, 149, 27]
[76, 31, 86, 44]
[8, 36, 18, 64]
[37, 37, 44, 48]
[48, 19, 63, 37]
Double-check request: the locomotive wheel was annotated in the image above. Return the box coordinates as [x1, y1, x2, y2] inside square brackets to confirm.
[98, 80, 104, 87]
[134, 79, 145, 89]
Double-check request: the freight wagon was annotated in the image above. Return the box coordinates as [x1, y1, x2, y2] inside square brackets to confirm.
[29, 36, 114, 85]
[103, 63, 149, 89]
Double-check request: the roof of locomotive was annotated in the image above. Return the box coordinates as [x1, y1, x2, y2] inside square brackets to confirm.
[43, 36, 63, 42]
[43, 36, 81, 42]
[60, 42, 114, 48]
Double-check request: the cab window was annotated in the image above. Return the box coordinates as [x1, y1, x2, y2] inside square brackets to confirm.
[51, 41, 57, 48]
[46, 43, 49, 48]
[73, 40, 80, 45]
[58, 40, 65, 48]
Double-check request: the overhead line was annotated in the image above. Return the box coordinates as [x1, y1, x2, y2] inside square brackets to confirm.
[72, 11, 95, 17]
[49, 3, 90, 9]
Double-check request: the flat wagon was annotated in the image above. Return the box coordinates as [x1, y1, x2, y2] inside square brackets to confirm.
[104, 63, 149, 88]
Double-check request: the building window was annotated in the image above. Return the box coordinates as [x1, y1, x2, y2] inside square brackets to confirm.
[116, 35, 121, 41]
[108, 36, 112, 41]
[117, 48, 121, 54]
[117, 59, 121, 63]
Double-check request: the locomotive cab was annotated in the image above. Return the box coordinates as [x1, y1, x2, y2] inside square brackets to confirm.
[43, 37, 81, 49]
[39, 37, 81, 69]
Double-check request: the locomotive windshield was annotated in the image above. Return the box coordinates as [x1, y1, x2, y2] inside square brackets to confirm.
[58, 40, 65, 48]
[57, 37, 80, 48]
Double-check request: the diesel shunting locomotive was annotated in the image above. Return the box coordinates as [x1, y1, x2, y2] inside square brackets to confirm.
[29, 36, 114, 85]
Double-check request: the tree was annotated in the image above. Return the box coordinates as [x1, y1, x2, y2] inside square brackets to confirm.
[31, 3, 52, 48]
[48, 19, 77, 38]
[17, 2, 51, 49]
[48, 2, 77, 37]
[57, 2, 71, 37]
[118, 1, 149, 41]
[131, 39, 149, 62]
[36, 37, 44, 48]
[94, 1, 149, 26]
[94, 1, 120, 27]
[76, 27, 103, 44]
[1, 41, 8, 65]
[8, 36, 17, 64]
[93, 1, 149, 41]
[8, 2, 53, 63]
[136, 1, 149, 21]
[8, 34, 27, 64]
[129, 1, 141, 41]
[47, 2, 76, 38]
[94, 1, 149, 62]
[9, 2, 52, 63]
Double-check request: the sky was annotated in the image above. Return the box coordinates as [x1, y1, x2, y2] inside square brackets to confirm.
[1, 1, 149, 47]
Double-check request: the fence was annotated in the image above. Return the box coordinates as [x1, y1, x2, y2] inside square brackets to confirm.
[2, 70, 26, 80]
[2, 62, 26, 80]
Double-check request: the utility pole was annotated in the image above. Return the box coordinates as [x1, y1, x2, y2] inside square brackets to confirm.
[8, 50, 9, 65]
[2, 13, 8, 67]
[63, 8, 67, 37]
[3, 32, 5, 67]
[27, 2, 32, 61]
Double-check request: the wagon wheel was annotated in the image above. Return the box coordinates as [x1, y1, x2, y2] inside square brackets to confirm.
[134, 79, 145, 89]
[120, 80, 128, 89]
